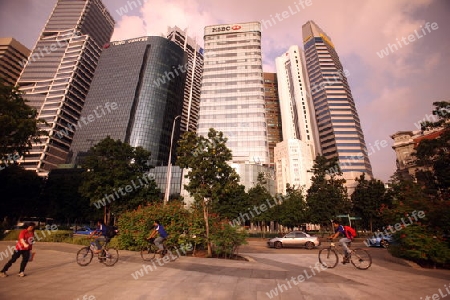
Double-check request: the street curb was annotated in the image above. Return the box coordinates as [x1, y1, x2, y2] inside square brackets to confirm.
[240, 255, 256, 262]
[382, 250, 422, 268]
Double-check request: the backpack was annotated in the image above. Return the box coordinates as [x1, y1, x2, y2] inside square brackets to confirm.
[344, 226, 357, 239]
[105, 225, 117, 239]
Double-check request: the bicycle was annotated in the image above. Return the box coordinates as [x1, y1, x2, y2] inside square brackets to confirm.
[76, 238, 119, 267]
[140, 238, 177, 261]
[318, 238, 372, 270]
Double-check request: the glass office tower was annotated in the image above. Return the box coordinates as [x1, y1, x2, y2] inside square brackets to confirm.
[302, 21, 373, 189]
[69, 36, 187, 167]
[263, 72, 282, 168]
[198, 22, 269, 165]
[16, 0, 115, 176]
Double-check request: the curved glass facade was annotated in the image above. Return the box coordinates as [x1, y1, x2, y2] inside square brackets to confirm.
[70, 36, 186, 166]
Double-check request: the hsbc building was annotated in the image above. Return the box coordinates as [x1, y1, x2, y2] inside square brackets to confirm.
[198, 22, 274, 192]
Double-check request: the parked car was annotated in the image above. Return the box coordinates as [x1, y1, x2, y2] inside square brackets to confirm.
[267, 231, 320, 249]
[365, 233, 393, 248]
[73, 226, 95, 235]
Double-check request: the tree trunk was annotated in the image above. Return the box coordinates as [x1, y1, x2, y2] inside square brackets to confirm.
[203, 199, 212, 257]
[369, 217, 373, 233]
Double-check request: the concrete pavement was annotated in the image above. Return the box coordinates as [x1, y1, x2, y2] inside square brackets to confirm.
[0, 241, 448, 300]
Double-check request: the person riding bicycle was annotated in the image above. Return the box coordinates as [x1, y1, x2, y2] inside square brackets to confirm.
[147, 220, 168, 254]
[89, 220, 107, 254]
[329, 220, 352, 263]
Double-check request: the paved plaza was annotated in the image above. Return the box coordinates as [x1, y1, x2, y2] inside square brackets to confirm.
[0, 241, 448, 300]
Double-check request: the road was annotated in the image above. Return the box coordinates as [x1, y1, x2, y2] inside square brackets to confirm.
[0, 240, 448, 300]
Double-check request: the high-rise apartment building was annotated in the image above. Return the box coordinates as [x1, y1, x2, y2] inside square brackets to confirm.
[274, 45, 318, 194]
[69, 36, 187, 167]
[0, 37, 30, 86]
[302, 21, 373, 189]
[198, 22, 269, 164]
[17, 0, 114, 176]
[166, 26, 203, 133]
[263, 72, 282, 167]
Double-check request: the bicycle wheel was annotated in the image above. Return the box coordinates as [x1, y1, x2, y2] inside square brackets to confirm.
[76, 247, 93, 266]
[102, 248, 119, 267]
[350, 248, 372, 270]
[163, 245, 179, 261]
[141, 244, 157, 261]
[318, 248, 338, 268]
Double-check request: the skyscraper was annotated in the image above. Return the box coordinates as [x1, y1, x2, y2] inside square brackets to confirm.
[0, 37, 30, 86]
[166, 26, 203, 133]
[197, 22, 273, 192]
[274, 45, 318, 193]
[17, 0, 114, 176]
[302, 21, 373, 189]
[198, 22, 269, 164]
[69, 36, 187, 167]
[263, 72, 282, 167]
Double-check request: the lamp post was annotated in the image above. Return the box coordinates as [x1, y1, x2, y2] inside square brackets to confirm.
[164, 115, 181, 204]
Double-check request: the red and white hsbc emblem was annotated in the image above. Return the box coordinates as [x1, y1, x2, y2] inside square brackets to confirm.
[232, 25, 241, 30]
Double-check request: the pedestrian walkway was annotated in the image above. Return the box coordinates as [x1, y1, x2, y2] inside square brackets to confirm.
[0, 241, 448, 300]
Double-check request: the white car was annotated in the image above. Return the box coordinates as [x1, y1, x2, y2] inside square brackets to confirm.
[267, 231, 321, 250]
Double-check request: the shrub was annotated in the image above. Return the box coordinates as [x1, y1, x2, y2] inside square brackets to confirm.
[117, 202, 193, 251]
[389, 225, 450, 268]
[2, 230, 20, 241]
[2, 229, 73, 243]
[210, 221, 248, 258]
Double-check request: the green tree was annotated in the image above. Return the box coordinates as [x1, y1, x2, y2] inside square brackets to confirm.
[415, 101, 450, 200]
[0, 80, 46, 163]
[383, 173, 450, 266]
[306, 155, 350, 225]
[247, 174, 275, 231]
[79, 136, 159, 224]
[177, 128, 240, 257]
[211, 183, 249, 221]
[351, 174, 388, 232]
[275, 184, 307, 229]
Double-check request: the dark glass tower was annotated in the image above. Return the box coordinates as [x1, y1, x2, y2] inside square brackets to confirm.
[17, 0, 115, 176]
[302, 21, 373, 189]
[263, 72, 282, 168]
[69, 36, 187, 167]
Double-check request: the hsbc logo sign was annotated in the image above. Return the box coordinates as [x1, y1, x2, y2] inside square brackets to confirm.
[211, 24, 242, 33]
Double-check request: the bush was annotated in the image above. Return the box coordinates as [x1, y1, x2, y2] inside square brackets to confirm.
[2, 228, 73, 243]
[389, 225, 450, 268]
[117, 202, 193, 251]
[2, 229, 20, 241]
[210, 221, 248, 258]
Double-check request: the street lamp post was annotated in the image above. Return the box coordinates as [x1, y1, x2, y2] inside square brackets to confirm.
[164, 115, 181, 204]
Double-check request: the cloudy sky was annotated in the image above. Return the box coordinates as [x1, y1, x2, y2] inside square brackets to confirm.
[1, 0, 449, 182]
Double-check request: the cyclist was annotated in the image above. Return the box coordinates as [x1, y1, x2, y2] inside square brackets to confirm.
[89, 220, 107, 254]
[147, 220, 168, 254]
[329, 220, 352, 263]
